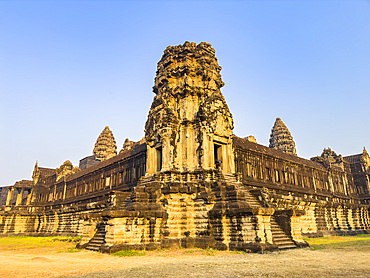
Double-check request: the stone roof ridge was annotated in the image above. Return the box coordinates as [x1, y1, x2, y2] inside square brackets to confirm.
[65, 142, 147, 183]
[233, 135, 326, 171]
[14, 180, 33, 188]
[311, 147, 344, 170]
[38, 167, 56, 175]
[343, 147, 370, 165]
[93, 126, 117, 161]
[269, 117, 297, 156]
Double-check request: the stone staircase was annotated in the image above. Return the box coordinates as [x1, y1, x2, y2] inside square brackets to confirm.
[270, 216, 296, 250]
[222, 173, 261, 208]
[223, 173, 297, 250]
[86, 223, 106, 252]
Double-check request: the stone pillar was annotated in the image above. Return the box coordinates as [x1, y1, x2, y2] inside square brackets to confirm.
[162, 133, 171, 171]
[253, 207, 275, 244]
[289, 209, 307, 245]
[145, 146, 155, 175]
[26, 189, 33, 205]
[5, 187, 15, 206]
[15, 188, 25, 206]
[63, 182, 67, 200]
[226, 142, 235, 173]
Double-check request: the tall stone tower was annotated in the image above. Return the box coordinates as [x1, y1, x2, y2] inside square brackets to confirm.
[145, 41, 234, 175]
[93, 126, 117, 161]
[269, 117, 297, 155]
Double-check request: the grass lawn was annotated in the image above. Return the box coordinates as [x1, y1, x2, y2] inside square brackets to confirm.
[0, 236, 80, 252]
[304, 234, 370, 251]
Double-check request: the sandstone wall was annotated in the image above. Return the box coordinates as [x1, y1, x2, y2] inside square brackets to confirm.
[234, 136, 370, 237]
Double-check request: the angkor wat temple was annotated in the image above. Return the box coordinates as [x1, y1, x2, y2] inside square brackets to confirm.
[1, 42, 369, 253]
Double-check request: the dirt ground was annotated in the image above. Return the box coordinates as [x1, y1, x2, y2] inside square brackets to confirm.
[0, 239, 369, 278]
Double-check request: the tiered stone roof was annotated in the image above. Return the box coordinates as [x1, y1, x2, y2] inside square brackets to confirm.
[93, 126, 117, 161]
[269, 117, 297, 156]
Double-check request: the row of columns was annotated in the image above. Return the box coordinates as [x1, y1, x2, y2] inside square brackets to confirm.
[5, 187, 31, 206]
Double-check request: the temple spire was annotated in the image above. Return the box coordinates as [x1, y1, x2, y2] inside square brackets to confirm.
[32, 161, 40, 183]
[269, 117, 297, 156]
[93, 126, 117, 161]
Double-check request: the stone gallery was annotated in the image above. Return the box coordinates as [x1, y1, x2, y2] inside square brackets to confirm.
[0, 42, 369, 253]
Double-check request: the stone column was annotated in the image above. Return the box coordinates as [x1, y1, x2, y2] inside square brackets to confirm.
[226, 142, 235, 173]
[5, 187, 15, 206]
[15, 188, 25, 206]
[145, 146, 155, 175]
[161, 132, 170, 171]
[26, 189, 33, 205]
[63, 181, 67, 200]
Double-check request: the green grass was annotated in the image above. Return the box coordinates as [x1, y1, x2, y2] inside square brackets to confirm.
[0, 236, 79, 250]
[112, 250, 146, 257]
[59, 247, 83, 253]
[183, 249, 198, 254]
[205, 247, 217, 256]
[182, 247, 219, 256]
[304, 234, 370, 252]
[230, 250, 250, 255]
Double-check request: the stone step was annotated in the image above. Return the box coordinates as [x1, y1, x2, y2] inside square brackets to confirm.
[272, 234, 289, 239]
[89, 238, 104, 243]
[271, 226, 284, 230]
[91, 238, 105, 242]
[273, 238, 294, 244]
[88, 242, 104, 247]
[275, 241, 296, 246]
[85, 223, 107, 252]
[270, 216, 296, 250]
[278, 244, 297, 250]
[93, 234, 105, 238]
[86, 246, 100, 251]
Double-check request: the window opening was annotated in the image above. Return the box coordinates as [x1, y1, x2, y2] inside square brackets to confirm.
[156, 147, 162, 172]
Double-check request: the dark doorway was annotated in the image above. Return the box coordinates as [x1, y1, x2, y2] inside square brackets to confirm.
[214, 143, 222, 169]
[156, 147, 162, 172]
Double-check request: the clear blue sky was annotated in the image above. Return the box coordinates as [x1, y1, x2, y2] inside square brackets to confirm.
[1, 0, 369, 186]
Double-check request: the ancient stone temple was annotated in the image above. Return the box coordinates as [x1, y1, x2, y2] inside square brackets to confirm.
[0, 42, 369, 253]
[269, 117, 297, 155]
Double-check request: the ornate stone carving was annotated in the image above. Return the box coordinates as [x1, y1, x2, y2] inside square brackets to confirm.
[120, 138, 146, 153]
[144, 41, 234, 174]
[121, 138, 135, 152]
[360, 147, 370, 172]
[245, 136, 257, 143]
[56, 160, 80, 181]
[32, 161, 40, 184]
[93, 126, 117, 161]
[269, 117, 297, 155]
[311, 148, 344, 170]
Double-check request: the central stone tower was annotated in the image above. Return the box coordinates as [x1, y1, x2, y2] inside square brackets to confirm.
[145, 42, 235, 175]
